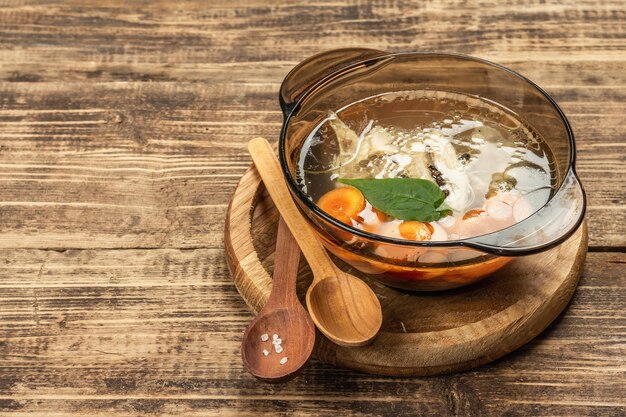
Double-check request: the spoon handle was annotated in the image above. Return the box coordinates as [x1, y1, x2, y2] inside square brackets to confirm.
[266, 218, 301, 308]
[248, 137, 336, 280]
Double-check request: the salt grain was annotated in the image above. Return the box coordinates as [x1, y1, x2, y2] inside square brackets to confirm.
[279, 357, 288, 365]
[260, 333, 286, 357]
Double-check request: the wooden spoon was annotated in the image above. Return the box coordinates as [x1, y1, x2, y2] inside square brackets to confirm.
[241, 218, 315, 382]
[248, 137, 382, 347]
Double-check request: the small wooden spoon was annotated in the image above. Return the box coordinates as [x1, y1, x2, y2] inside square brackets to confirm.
[248, 137, 382, 347]
[241, 218, 315, 382]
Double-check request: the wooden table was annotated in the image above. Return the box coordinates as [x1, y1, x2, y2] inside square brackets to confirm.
[0, 1, 624, 416]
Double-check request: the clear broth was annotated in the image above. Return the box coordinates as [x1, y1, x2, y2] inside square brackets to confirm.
[296, 90, 557, 242]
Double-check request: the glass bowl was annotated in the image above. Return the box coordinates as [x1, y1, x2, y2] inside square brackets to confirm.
[278, 49, 586, 291]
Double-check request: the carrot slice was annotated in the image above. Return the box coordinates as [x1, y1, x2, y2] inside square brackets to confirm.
[462, 209, 486, 221]
[399, 221, 434, 241]
[317, 186, 366, 219]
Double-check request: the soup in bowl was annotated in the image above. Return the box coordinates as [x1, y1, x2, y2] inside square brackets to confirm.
[279, 50, 585, 291]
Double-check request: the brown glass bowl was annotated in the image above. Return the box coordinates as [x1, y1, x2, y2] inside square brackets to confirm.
[278, 49, 585, 291]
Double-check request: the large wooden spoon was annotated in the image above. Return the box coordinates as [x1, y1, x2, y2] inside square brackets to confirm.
[241, 218, 315, 382]
[248, 137, 382, 347]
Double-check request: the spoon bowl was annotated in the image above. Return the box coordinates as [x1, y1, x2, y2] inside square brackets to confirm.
[242, 306, 315, 382]
[306, 274, 382, 346]
[241, 218, 315, 382]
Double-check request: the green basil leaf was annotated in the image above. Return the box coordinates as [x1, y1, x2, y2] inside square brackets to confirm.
[336, 177, 450, 222]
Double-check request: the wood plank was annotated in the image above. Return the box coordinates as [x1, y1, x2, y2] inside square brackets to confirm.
[0, 250, 623, 415]
[0, 1, 624, 76]
[0, 81, 623, 248]
[0, 0, 624, 415]
[0, 0, 623, 251]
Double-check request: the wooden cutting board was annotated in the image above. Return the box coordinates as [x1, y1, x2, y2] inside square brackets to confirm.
[225, 166, 588, 376]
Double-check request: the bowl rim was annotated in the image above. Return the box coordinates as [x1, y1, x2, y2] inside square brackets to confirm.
[278, 51, 584, 254]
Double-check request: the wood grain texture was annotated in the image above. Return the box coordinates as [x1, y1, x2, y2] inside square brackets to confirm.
[0, 0, 624, 415]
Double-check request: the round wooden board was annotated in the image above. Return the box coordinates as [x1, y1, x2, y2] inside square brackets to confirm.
[225, 166, 588, 376]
